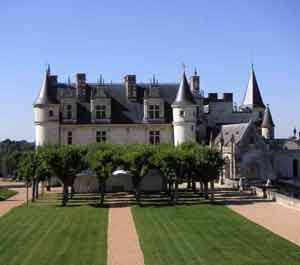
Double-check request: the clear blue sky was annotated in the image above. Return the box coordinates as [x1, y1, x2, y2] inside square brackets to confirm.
[0, 0, 299, 141]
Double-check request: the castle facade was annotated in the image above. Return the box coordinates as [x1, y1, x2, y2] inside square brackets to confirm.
[34, 65, 300, 186]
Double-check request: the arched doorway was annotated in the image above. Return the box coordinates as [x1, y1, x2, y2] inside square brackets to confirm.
[224, 157, 231, 179]
[244, 161, 260, 179]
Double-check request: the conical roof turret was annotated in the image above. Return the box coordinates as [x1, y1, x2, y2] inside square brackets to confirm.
[241, 65, 265, 109]
[261, 105, 275, 128]
[34, 65, 57, 106]
[173, 71, 195, 106]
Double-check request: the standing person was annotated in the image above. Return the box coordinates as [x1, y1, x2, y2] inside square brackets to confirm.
[239, 178, 243, 192]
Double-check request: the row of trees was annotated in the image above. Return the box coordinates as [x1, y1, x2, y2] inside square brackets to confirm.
[17, 142, 223, 206]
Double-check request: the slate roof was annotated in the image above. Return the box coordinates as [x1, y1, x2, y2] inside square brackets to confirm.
[241, 65, 265, 109]
[172, 72, 196, 106]
[34, 67, 58, 106]
[214, 122, 251, 146]
[55, 82, 180, 124]
[261, 105, 275, 128]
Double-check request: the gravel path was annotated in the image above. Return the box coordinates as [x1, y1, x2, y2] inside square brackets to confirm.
[0, 187, 31, 217]
[107, 206, 144, 265]
[229, 200, 300, 246]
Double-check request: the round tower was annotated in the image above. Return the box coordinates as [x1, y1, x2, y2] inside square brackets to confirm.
[172, 71, 197, 146]
[33, 66, 60, 146]
[261, 105, 275, 140]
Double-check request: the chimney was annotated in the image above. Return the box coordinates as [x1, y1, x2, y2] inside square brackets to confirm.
[76, 73, 86, 87]
[190, 70, 200, 96]
[124, 75, 137, 99]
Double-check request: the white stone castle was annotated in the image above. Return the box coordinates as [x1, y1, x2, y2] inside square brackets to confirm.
[34, 65, 300, 186]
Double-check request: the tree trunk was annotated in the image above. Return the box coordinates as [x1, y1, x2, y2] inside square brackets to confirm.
[199, 181, 204, 197]
[70, 184, 75, 198]
[135, 181, 141, 203]
[204, 181, 209, 199]
[210, 180, 215, 201]
[32, 179, 36, 202]
[35, 181, 39, 200]
[62, 183, 69, 206]
[192, 180, 196, 192]
[173, 180, 178, 205]
[26, 181, 29, 208]
[100, 181, 105, 205]
[187, 178, 191, 189]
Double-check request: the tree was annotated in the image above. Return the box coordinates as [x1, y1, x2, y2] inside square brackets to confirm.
[121, 145, 153, 203]
[88, 144, 121, 205]
[41, 145, 86, 206]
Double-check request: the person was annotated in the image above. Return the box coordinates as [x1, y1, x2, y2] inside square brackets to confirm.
[265, 178, 272, 199]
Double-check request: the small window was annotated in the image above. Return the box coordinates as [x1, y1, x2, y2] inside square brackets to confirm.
[96, 105, 106, 120]
[67, 105, 72, 119]
[148, 105, 160, 119]
[191, 125, 194, 131]
[149, 130, 160, 144]
[49, 110, 54, 117]
[179, 110, 185, 118]
[96, 131, 106, 143]
[67, 131, 72, 145]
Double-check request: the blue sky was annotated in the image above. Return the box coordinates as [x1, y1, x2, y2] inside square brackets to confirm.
[0, 0, 299, 141]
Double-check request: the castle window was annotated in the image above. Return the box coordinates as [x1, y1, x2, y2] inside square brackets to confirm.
[96, 105, 106, 120]
[67, 105, 72, 119]
[148, 105, 160, 119]
[179, 110, 185, 118]
[96, 131, 106, 143]
[293, 159, 298, 177]
[49, 110, 54, 117]
[149, 130, 160, 144]
[67, 131, 72, 145]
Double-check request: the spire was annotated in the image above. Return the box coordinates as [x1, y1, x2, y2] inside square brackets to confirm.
[34, 66, 57, 106]
[241, 65, 265, 109]
[261, 105, 275, 128]
[173, 71, 195, 106]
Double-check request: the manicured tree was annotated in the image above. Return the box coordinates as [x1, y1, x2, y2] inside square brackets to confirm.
[41, 145, 86, 206]
[121, 144, 153, 203]
[88, 144, 121, 205]
[17, 151, 36, 205]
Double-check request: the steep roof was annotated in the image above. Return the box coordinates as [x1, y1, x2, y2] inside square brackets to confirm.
[241, 65, 265, 109]
[34, 66, 58, 106]
[261, 105, 275, 128]
[56, 82, 179, 124]
[172, 72, 195, 106]
[214, 122, 251, 146]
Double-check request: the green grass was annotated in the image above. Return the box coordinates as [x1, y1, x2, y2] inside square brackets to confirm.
[0, 187, 17, 201]
[0, 193, 108, 265]
[133, 202, 300, 265]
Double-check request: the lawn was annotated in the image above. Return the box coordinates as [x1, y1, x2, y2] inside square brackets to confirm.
[0, 187, 17, 201]
[0, 193, 108, 265]
[133, 202, 300, 265]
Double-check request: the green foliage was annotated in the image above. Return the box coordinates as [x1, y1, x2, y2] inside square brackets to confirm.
[0, 188, 17, 201]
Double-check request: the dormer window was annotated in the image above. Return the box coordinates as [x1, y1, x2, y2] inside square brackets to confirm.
[67, 131, 72, 145]
[96, 105, 106, 120]
[148, 105, 160, 119]
[67, 105, 72, 119]
[180, 110, 185, 118]
[49, 110, 54, 117]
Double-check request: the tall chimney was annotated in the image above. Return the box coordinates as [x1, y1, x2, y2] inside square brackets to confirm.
[124, 75, 137, 99]
[190, 69, 200, 96]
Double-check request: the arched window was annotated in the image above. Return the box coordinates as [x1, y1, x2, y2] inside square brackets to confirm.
[293, 159, 298, 177]
[67, 105, 72, 119]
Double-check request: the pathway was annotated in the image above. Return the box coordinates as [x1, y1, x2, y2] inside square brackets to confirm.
[0, 187, 30, 217]
[107, 193, 144, 265]
[229, 200, 300, 246]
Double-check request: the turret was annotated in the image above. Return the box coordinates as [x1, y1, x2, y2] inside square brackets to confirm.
[172, 71, 197, 146]
[241, 65, 266, 119]
[261, 105, 275, 139]
[33, 65, 60, 146]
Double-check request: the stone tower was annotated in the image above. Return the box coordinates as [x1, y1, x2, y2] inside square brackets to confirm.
[261, 105, 275, 139]
[33, 66, 60, 146]
[172, 71, 197, 146]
